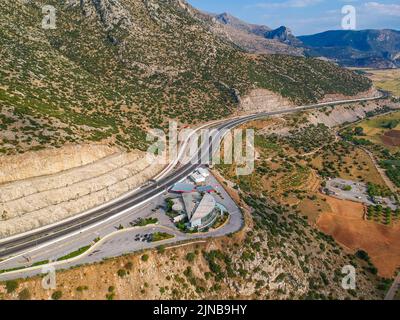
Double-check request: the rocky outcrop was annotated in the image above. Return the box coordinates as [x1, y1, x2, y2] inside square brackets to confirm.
[320, 87, 380, 104]
[307, 100, 400, 128]
[264, 26, 302, 46]
[238, 89, 294, 114]
[238, 87, 381, 117]
[0, 144, 118, 185]
[0, 145, 164, 238]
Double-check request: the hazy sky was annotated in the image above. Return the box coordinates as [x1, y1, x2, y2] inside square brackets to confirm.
[188, 0, 400, 35]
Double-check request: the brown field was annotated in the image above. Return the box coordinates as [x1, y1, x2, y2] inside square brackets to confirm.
[317, 196, 400, 278]
[382, 130, 400, 147]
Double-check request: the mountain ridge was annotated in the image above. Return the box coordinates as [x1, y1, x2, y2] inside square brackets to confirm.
[299, 29, 400, 68]
[0, 0, 371, 156]
[195, 10, 400, 68]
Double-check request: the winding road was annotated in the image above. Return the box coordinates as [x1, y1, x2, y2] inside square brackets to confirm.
[0, 93, 385, 262]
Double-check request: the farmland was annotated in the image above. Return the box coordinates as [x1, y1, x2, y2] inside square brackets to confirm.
[363, 68, 400, 97]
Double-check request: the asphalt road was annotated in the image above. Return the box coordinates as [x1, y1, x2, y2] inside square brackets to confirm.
[0, 93, 385, 260]
[0, 172, 242, 281]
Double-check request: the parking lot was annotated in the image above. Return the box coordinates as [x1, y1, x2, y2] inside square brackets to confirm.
[325, 178, 398, 210]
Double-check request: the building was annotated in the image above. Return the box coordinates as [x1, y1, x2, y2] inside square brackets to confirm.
[190, 194, 219, 229]
[197, 167, 210, 178]
[170, 183, 196, 193]
[169, 191, 224, 230]
[196, 185, 215, 193]
[190, 172, 206, 184]
[182, 192, 200, 219]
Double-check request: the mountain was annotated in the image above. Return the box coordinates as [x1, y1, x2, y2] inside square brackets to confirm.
[197, 11, 400, 69]
[264, 26, 302, 46]
[0, 0, 371, 156]
[299, 30, 400, 68]
[213, 12, 271, 37]
[193, 11, 304, 56]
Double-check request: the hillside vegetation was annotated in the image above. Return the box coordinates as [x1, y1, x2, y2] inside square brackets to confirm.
[0, 0, 371, 155]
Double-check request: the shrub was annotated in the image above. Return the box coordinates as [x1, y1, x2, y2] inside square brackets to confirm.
[5, 280, 18, 293]
[186, 252, 196, 263]
[18, 288, 31, 300]
[141, 254, 149, 262]
[117, 269, 127, 278]
[157, 245, 166, 254]
[51, 291, 62, 300]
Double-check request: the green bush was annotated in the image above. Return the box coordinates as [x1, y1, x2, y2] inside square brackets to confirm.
[117, 269, 127, 277]
[51, 291, 62, 300]
[5, 280, 18, 293]
[186, 252, 196, 263]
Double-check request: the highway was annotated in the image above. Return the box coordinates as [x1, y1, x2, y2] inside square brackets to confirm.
[0, 93, 385, 260]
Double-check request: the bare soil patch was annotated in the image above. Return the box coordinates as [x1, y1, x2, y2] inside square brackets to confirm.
[317, 196, 400, 278]
[382, 130, 400, 147]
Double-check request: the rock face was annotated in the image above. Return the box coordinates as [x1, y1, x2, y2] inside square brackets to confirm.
[307, 100, 400, 128]
[239, 89, 294, 114]
[213, 12, 271, 37]
[0, 145, 164, 238]
[237, 87, 379, 116]
[197, 11, 304, 56]
[264, 26, 302, 46]
[0, 144, 117, 185]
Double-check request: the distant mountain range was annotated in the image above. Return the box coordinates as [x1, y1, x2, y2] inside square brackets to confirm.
[299, 29, 400, 69]
[198, 11, 400, 69]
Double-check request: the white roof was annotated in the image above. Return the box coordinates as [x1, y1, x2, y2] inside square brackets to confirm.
[191, 172, 205, 182]
[191, 194, 216, 222]
[197, 168, 209, 177]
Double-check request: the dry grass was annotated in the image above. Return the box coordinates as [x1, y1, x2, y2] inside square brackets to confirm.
[364, 68, 400, 97]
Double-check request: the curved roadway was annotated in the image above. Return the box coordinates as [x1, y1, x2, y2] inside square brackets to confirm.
[0, 93, 385, 259]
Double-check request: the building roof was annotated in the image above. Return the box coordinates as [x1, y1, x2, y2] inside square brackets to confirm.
[191, 194, 216, 222]
[182, 192, 197, 219]
[196, 185, 215, 193]
[197, 167, 210, 177]
[172, 198, 184, 212]
[170, 183, 196, 193]
[190, 172, 205, 182]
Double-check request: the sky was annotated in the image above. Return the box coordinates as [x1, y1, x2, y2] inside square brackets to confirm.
[188, 0, 400, 35]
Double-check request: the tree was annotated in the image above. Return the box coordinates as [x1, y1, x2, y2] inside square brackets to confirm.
[354, 127, 365, 136]
[141, 254, 149, 262]
[117, 269, 127, 277]
[5, 280, 18, 293]
[186, 252, 196, 263]
[51, 291, 62, 300]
